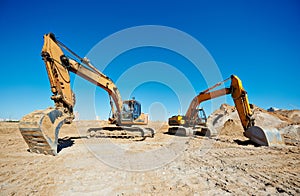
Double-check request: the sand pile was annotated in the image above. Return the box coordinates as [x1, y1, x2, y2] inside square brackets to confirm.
[207, 104, 300, 145]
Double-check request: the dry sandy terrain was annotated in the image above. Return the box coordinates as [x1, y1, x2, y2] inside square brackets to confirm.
[1, 105, 299, 195]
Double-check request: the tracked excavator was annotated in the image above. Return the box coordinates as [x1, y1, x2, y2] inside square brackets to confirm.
[168, 75, 283, 146]
[19, 33, 154, 155]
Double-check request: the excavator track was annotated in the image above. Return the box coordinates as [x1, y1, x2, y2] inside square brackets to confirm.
[19, 108, 68, 156]
[87, 126, 155, 140]
[168, 126, 212, 137]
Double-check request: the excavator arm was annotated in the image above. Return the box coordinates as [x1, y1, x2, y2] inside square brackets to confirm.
[41, 33, 123, 124]
[168, 75, 283, 146]
[230, 75, 254, 130]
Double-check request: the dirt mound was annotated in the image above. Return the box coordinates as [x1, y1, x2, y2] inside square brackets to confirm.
[273, 109, 300, 124]
[207, 104, 300, 145]
[207, 104, 239, 132]
[219, 119, 244, 137]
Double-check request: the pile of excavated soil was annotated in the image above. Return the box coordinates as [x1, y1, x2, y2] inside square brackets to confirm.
[272, 109, 300, 124]
[207, 104, 300, 146]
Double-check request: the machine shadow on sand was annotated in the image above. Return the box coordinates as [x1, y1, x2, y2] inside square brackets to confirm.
[163, 130, 207, 137]
[57, 136, 86, 153]
[233, 139, 260, 147]
[164, 130, 261, 147]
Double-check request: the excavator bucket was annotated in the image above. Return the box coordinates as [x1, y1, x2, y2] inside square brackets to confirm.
[19, 108, 68, 155]
[244, 126, 284, 146]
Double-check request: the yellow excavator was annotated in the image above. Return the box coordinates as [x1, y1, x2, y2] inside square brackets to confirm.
[19, 33, 154, 155]
[168, 75, 283, 146]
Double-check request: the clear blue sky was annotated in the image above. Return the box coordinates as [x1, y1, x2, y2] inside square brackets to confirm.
[1, 0, 299, 120]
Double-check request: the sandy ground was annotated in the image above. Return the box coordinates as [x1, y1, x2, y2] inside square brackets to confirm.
[1, 105, 300, 195]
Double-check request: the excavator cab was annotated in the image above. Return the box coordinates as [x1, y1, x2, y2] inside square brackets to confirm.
[196, 108, 207, 125]
[121, 99, 142, 122]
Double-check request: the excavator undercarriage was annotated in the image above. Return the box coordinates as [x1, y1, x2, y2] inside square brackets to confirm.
[87, 126, 155, 139]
